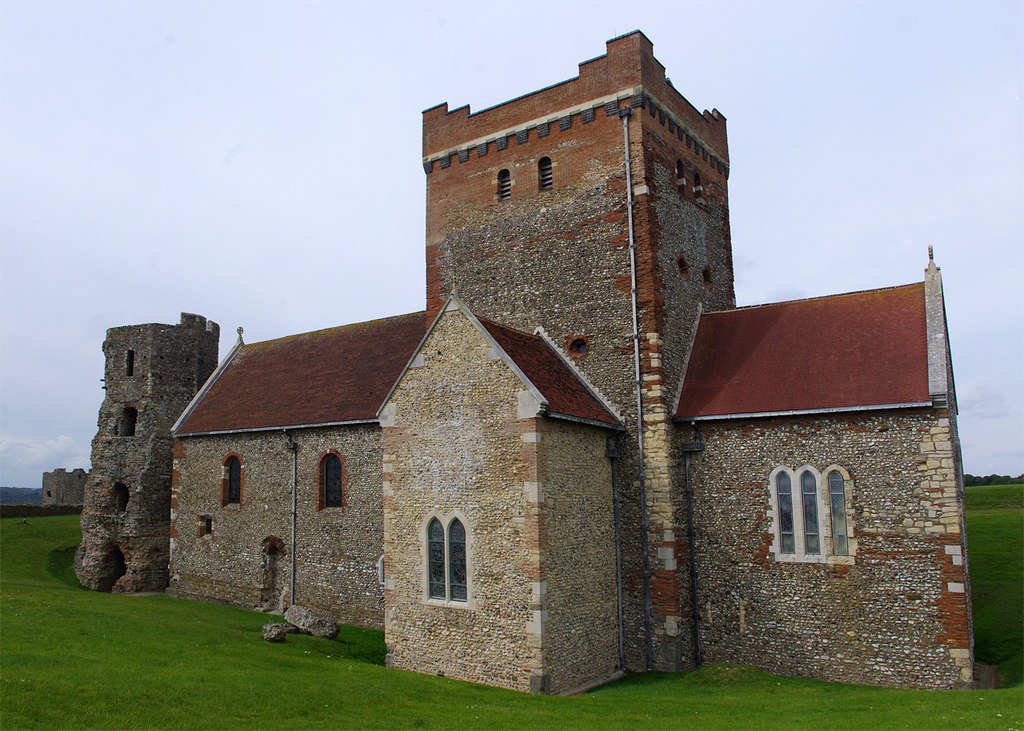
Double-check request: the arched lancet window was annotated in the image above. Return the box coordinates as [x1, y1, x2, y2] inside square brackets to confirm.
[538, 157, 552, 190]
[425, 515, 469, 603]
[776, 472, 795, 554]
[427, 518, 445, 599]
[226, 456, 241, 505]
[497, 169, 512, 200]
[676, 159, 686, 191]
[321, 454, 343, 508]
[448, 519, 467, 601]
[693, 172, 703, 198]
[801, 471, 820, 554]
[828, 471, 849, 556]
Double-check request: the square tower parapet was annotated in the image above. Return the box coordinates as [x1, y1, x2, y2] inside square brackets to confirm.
[422, 31, 728, 173]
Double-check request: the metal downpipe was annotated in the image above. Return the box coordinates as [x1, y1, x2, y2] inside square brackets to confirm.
[284, 432, 298, 606]
[607, 436, 626, 670]
[621, 106, 654, 671]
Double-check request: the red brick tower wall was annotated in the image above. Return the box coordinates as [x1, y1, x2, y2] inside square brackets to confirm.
[421, 31, 734, 670]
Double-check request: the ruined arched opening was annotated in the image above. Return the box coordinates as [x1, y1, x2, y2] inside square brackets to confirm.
[260, 535, 287, 611]
[92, 544, 128, 592]
[113, 482, 129, 514]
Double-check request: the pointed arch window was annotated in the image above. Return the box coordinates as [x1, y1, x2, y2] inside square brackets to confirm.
[776, 472, 795, 554]
[425, 515, 469, 604]
[676, 159, 686, 192]
[801, 471, 820, 554]
[828, 471, 850, 556]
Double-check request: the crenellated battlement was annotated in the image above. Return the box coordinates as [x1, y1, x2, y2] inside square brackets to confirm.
[422, 31, 728, 177]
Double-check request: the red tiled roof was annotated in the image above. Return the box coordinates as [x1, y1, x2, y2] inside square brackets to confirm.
[674, 283, 930, 420]
[175, 312, 428, 435]
[479, 318, 621, 428]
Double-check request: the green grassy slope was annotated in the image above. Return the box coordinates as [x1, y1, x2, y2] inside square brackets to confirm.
[1, 490, 1021, 730]
[966, 483, 1024, 686]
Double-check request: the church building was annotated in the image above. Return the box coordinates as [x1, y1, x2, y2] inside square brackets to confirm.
[156, 31, 971, 692]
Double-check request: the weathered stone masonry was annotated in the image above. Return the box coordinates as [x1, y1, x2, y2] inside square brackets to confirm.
[168, 426, 384, 626]
[381, 304, 620, 693]
[679, 410, 972, 688]
[42, 468, 86, 506]
[76, 313, 219, 593]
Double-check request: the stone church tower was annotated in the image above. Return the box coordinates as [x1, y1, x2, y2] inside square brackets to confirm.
[76, 313, 219, 593]
[421, 30, 730, 669]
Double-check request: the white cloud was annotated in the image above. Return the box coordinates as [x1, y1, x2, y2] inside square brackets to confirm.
[0, 434, 91, 488]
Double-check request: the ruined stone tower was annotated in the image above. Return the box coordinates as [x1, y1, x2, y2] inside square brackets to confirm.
[421, 30, 733, 669]
[76, 313, 219, 592]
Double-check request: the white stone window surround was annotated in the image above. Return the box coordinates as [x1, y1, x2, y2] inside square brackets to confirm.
[767, 464, 856, 565]
[420, 509, 475, 610]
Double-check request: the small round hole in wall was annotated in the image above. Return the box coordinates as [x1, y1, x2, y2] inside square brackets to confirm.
[568, 337, 589, 359]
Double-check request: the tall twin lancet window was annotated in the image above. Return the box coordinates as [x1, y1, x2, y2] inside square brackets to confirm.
[428, 517, 467, 602]
[773, 467, 852, 562]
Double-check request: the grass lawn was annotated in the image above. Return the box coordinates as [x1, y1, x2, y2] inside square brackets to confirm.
[1, 486, 1021, 730]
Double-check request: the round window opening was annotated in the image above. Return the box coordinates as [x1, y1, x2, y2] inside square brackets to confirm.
[568, 338, 589, 358]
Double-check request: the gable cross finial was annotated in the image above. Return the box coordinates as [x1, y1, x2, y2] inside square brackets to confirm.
[928, 245, 934, 261]
[236, 326, 244, 345]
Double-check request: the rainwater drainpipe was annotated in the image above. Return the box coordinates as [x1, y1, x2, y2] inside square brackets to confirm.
[284, 431, 298, 606]
[606, 435, 625, 670]
[683, 422, 705, 667]
[620, 105, 654, 672]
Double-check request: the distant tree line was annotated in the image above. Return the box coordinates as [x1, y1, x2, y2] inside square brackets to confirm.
[964, 473, 1024, 486]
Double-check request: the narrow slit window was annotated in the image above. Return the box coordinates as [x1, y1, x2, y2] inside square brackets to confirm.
[126, 350, 135, 376]
[676, 160, 686, 190]
[693, 172, 703, 198]
[227, 457, 241, 504]
[828, 471, 849, 556]
[203, 516, 213, 536]
[538, 157, 552, 190]
[802, 472, 820, 554]
[776, 473, 795, 554]
[428, 518, 445, 599]
[497, 169, 511, 200]
[448, 519, 467, 602]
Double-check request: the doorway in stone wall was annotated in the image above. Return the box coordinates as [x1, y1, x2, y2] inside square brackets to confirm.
[96, 543, 127, 592]
[260, 536, 287, 613]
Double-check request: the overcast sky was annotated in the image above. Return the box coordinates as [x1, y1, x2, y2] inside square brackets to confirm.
[1, 0, 1021, 488]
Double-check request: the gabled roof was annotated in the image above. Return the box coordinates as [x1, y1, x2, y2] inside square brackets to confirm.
[174, 312, 428, 436]
[378, 297, 622, 430]
[478, 317, 622, 428]
[674, 283, 931, 421]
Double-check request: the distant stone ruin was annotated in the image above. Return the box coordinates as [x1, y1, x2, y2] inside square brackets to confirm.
[41, 468, 87, 506]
